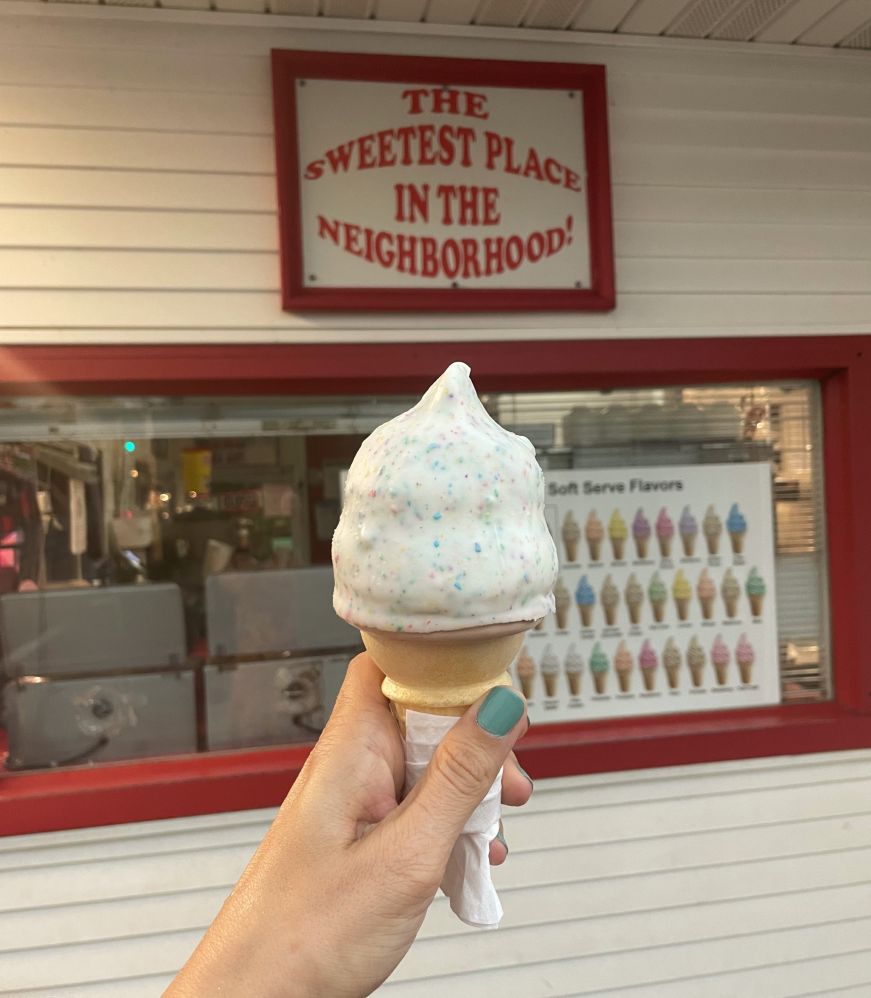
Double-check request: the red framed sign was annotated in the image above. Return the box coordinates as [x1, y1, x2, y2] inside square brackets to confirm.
[271, 50, 615, 312]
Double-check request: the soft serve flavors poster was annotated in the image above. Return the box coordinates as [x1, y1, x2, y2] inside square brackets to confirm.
[518, 463, 779, 721]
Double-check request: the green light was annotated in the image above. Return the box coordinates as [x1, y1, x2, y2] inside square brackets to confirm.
[124, 440, 136, 453]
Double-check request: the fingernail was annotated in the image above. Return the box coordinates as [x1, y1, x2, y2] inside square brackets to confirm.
[516, 762, 534, 787]
[495, 829, 508, 853]
[477, 687, 525, 737]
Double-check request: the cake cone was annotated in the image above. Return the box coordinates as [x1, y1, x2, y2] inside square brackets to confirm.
[750, 594, 764, 617]
[588, 539, 601, 561]
[652, 601, 666, 623]
[730, 532, 745, 554]
[612, 537, 625, 561]
[543, 673, 558, 697]
[635, 537, 649, 559]
[658, 536, 672, 559]
[564, 538, 578, 563]
[725, 596, 738, 619]
[682, 535, 696, 557]
[666, 664, 680, 690]
[534, 616, 546, 631]
[675, 597, 690, 621]
[617, 671, 631, 693]
[715, 663, 729, 686]
[518, 674, 535, 699]
[579, 605, 594, 628]
[739, 662, 753, 685]
[567, 672, 581, 696]
[628, 604, 642, 625]
[707, 536, 720, 556]
[593, 672, 607, 694]
[690, 663, 705, 687]
[700, 596, 715, 620]
[362, 622, 528, 738]
[604, 605, 618, 626]
[642, 670, 656, 692]
[555, 603, 570, 629]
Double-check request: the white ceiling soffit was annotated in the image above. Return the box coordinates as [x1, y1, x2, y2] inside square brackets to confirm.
[21, 0, 871, 50]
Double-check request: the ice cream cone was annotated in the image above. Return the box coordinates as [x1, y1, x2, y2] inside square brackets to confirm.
[588, 539, 601, 562]
[700, 596, 715, 620]
[567, 671, 581, 696]
[658, 536, 672, 559]
[628, 604, 642, 625]
[617, 670, 632, 693]
[715, 662, 729, 686]
[725, 595, 738, 619]
[604, 605, 618, 627]
[563, 538, 578, 563]
[750, 594, 764, 617]
[642, 670, 656, 692]
[707, 536, 720, 556]
[543, 673, 558, 697]
[362, 622, 527, 737]
[555, 604, 570, 629]
[739, 661, 753, 685]
[690, 663, 705, 687]
[666, 664, 680, 690]
[652, 600, 666, 623]
[675, 597, 690, 622]
[730, 532, 745, 554]
[612, 537, 625, 561]
[593, 672, 607, 694]
[579, 604, 594, 628]
[635, 536, 649, 559]
[681, 535, 696, 557]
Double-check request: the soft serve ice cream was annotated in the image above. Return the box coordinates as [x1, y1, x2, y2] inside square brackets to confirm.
[333, 362, 557, 634]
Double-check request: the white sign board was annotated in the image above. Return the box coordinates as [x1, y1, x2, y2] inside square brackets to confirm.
[519, 463, 780, 721]
[295, 79, 590, 290]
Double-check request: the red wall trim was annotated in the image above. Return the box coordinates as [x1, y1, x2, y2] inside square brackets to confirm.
[1, 335, 869, 835]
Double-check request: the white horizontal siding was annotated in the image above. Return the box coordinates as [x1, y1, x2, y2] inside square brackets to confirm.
[0, 10, 869, 343]
[4, 749, 871, 996]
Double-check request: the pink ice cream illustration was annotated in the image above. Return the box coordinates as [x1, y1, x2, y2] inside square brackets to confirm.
[655, 507, 675, 558]
[711, 634, 730, 685]
[736, 633, 755, 685]
[639, 639, 658, 691]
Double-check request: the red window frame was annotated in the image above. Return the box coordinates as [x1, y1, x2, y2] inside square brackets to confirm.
[1, 336, 869, 836]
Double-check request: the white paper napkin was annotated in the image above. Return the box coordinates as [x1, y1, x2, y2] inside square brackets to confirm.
[404, 709, 503, 929]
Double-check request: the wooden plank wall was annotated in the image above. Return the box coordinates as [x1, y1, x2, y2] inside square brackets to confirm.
[3, 750, 871, 996]
[0, 9, 868, 341]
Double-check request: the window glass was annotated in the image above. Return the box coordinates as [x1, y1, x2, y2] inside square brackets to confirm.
[0, 382, 828, 771]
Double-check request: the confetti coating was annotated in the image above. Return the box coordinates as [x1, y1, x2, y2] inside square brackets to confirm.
[332, 361, 558, 633]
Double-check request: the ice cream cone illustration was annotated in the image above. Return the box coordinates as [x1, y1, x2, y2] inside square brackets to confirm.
[608, 509, 628, 561]
[601, 574, 620, 627]
[332, 361, 559, 736]
[746, 567, 766, 617]
[687, 636, 706, 688]
[679, 505, 698, 557]
[736, 633, 755, 685]
[614, 640, 633, 693]
[540, 644, 560, 697]
[697, 568, 716, 619]
[632, 508, 651, 559]
[589, 642, 609, 694]
[649, 572, 667, 622]
[726, 503, 747, 554]
[625, 573, 644, 625]
[585, 510, 604, 562]
[672, 569, 692, 621]
[639, 639, 658, 691]
[565, 644, 583, 696]
[711, 634, 730, 686]
[562, 511, 581, 563]
[554, 576, 571, 630]
[721, 569, 740, 619]
[663, 638, 681, 690]
[514, 645, 537, 699]
[703, 505, 722, 556]
[575, 574, 595, 628]
[655, 507, 674, 559]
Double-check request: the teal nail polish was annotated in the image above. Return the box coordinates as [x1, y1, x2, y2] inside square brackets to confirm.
[516, 762, 534, 786]
[495, 829, 508, 852]
[477, 687, 525, 737]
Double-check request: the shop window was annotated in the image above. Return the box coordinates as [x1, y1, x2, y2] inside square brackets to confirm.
[0, 381, 828, 774]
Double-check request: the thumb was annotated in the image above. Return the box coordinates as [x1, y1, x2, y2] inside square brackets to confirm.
[396, 686, 527, 867]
